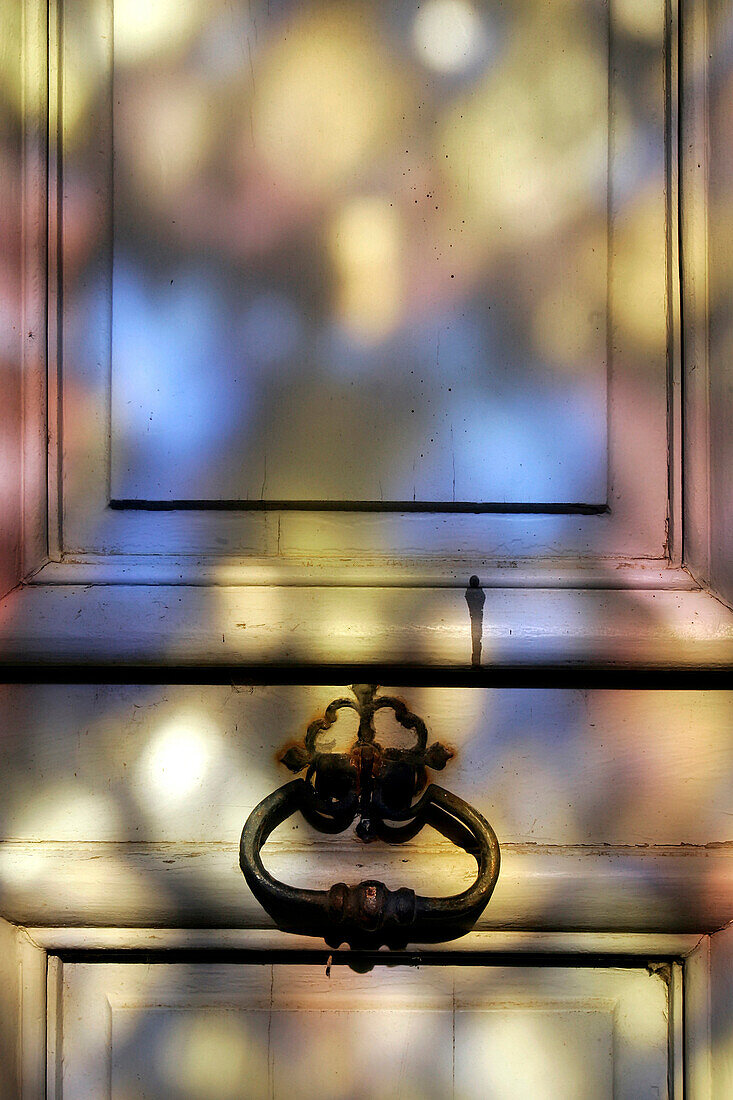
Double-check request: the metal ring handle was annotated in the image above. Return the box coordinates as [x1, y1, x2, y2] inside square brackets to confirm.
[240, 778, 500, 946]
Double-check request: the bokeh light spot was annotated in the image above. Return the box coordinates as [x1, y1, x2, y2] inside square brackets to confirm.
[114, 0, 209, 65]
[412, 0, 487, 74]
[139, 715, 212, 801]
[252, 7, 405, 194]
[329, 196, 403, 343]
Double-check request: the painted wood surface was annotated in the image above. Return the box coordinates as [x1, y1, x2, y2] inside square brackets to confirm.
[681, 0, 733, 614]
[0, 684, 730, 846]
[0, 918, 20, 1100]
[50, 0, 668, 561]
[108, 3, 609, 505]
[1, 840, 731, 932]
[0, 684, 730, 929]
[710, 921, 733, 1099]
[0, 585, 731, 668]
[705, 1, 733, 609]
[685, 934, 713, 1098]
[26, 928, 703, 955]
[30, 558, 697, 588]
[0, 1, 25, 601]
[16, 926, 46, 1100]
[56, 960, 670, 1099]
[681, 0, 713, 596]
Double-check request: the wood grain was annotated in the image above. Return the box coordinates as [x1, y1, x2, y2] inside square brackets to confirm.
[0, 685, 730, 846]
[0, 840, 730, 931]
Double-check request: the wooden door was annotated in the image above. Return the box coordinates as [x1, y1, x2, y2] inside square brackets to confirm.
[53, 958, 673, 1099]
[0, 1, 731, 1096]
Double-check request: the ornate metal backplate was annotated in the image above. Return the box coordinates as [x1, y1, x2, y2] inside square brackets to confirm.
[279, 683, 453, 840]
[240, 685, 500, 948]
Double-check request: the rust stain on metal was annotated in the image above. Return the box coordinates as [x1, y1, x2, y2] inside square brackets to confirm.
[241, 685, 500, 947]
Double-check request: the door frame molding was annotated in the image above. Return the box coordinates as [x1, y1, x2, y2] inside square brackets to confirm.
[13, 926, 710, 1100]
[12, 0, 686, 579]
[7, 922, 731, 1098]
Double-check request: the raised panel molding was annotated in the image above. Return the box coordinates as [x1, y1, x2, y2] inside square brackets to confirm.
[0, 583, 731, 669]
[55, 961, 671, 1099]
[45, 0, 670, 562]
[0, 840, 731, 932]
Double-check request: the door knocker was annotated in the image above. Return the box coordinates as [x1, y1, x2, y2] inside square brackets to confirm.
[240, 685, 500, 947]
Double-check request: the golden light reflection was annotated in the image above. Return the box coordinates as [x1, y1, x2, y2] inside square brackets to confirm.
[57, 21, 106, 149]
[412, 0, 486, 74]
[531, 225, 606, 372]
[612, 188, 668, 356]
[440, 8, 606, 248]
[614, 0, 662, 44]
[460, 1010, 607, 1097]
[0, 845, 155, 912]
[0, 844, 54, 890]
[138, 713, 213, 801]
[252, 7, 405, 194]
[116, 75, 216, 197]
[158, 1014, 258, 1099]
[329, 196, 403, 342]
[113, 0, 210, 65]
[0, 6, 22, 118]
[533, 287, 601, 372]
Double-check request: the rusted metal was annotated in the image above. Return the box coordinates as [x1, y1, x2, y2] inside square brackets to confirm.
[278, 683, 454, 836]
[240, 685, 500, 947]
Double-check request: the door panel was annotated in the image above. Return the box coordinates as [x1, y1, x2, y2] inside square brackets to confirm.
[55, 0, 670, 561]
[56, 961, 671, 1099]
[107, 0, 608, 506]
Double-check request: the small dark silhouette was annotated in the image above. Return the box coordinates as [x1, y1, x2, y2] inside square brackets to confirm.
[464, 574, 485, 668]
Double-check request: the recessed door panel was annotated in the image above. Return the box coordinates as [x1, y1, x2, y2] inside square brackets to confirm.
[56, 961, 671, 1099]
[106, 0, 608, 505]
[57, 0, 670, 559]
